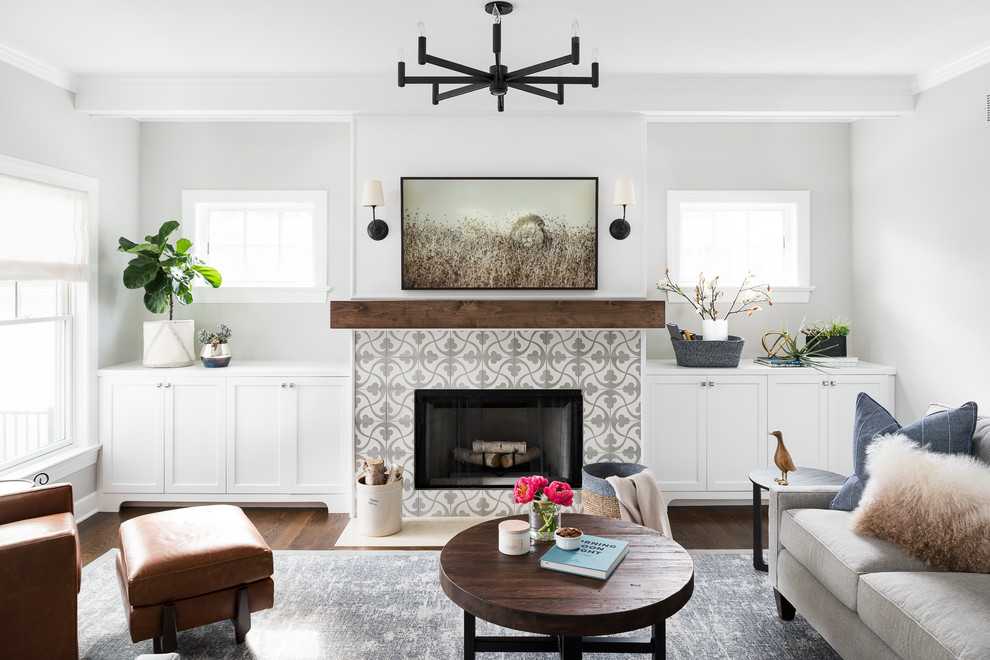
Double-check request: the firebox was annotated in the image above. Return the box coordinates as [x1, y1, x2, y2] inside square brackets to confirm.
[414, 389, 583, 490]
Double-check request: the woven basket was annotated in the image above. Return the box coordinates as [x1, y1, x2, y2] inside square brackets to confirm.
[670, 335, 745, 368]
[581, 462, 648, 519]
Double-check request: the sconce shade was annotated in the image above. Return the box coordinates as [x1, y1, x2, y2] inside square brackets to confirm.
[613, 180, 636, 206]
[362, 180, 385, 207]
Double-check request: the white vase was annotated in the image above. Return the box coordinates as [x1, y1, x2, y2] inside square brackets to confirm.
[143, 320, 195, 367]
[702, 319, 729, 341]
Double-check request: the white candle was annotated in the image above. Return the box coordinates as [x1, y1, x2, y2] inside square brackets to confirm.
[498, 519, 531, 555]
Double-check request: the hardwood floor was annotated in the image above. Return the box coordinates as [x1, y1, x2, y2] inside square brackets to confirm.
[78, 504, 768, 567]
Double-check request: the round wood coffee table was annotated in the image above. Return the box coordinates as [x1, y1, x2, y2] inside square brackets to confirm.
[439, 513, 694, 659]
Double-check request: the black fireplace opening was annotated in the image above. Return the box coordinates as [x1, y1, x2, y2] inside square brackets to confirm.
[414, 389, 583, 490]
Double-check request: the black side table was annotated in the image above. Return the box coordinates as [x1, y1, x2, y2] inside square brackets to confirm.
[747, 467, 846, 571]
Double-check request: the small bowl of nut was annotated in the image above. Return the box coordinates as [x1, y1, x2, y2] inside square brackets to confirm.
[554, 527, 584, 550]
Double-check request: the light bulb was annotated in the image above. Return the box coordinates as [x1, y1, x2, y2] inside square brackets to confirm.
[418, 21, 426, 37]
[592, 47, 599, 63]
[571, 20, 580, 37]
[398, 48, 405, 63]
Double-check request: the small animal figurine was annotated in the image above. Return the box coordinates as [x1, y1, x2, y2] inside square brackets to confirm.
[768, 430, 797, 485]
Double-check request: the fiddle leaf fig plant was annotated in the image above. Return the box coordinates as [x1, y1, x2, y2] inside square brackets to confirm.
[118, 221, 221, 319]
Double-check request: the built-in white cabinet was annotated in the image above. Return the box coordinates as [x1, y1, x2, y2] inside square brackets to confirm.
[643, 360, 894, 502]
[98, 361, 351, 511]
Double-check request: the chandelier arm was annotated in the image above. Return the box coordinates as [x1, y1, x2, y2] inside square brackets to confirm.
[422, 54, 490, 78]
[513, 75, 596, 85]
[436, 83, 491, 102]
[506, 81, 560, 102]
[402, 76, 490, 85]
[505, 54, 576, 80]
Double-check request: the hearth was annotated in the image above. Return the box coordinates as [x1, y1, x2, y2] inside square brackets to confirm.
[414, 389, 583, 490]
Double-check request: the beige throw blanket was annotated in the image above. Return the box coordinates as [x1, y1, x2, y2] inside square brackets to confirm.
[605, 469, 672, 537]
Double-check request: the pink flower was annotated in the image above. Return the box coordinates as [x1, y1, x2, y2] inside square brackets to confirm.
[529, 475, 549, 492]
[514, 477, 535, 504]
[543, 481, 573, 507]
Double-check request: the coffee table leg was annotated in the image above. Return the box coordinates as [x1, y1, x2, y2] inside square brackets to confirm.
[559, 635, 581, 659]
[753, 481, 769, 572]
[653, 621, 666, 660]
[463, 610, 475, 660]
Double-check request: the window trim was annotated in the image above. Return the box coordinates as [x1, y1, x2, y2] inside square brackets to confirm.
[183, 190, 330, 304]
[666, 190, 813, 304]
[0, 154, 98, 474]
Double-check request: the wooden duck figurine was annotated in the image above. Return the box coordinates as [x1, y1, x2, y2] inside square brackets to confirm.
[768, 430, 797, 485]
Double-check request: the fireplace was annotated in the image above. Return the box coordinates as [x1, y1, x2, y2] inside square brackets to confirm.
[414, 389, 583, 490]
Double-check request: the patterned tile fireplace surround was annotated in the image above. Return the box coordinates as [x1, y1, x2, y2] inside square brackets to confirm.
[354, 329, 642, 516]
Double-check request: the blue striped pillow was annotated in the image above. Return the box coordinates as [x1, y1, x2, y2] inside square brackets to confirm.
[830, 393, 977, 511]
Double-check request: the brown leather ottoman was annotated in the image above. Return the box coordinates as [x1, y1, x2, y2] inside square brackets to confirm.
[116, 505, 274, 653]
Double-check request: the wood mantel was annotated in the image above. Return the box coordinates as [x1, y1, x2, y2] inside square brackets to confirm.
[330, 300, 664, 329]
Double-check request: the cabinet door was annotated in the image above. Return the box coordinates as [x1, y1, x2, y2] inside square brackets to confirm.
[227, 378, 288, 493]
[707, 375, 767, 491]
[827, 375, 894, 476]
[289, 377, 349, 493]
[643, 376, 707, 491]
[100, 378, 164, 493]
[768, 374, 829, 470]
[165, 377, 226, 493]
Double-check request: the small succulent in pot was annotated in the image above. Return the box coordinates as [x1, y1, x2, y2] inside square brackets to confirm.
[197, 323, 232, 367]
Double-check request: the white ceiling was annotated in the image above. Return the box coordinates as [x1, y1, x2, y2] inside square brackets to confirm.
[2, 0, 990, 79]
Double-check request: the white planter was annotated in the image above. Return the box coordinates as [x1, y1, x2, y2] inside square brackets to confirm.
[702, 319, 729, 341]
[143, 320, 195, 368]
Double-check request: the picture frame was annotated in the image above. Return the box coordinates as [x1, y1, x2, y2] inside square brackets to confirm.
[401, 177, 598, 290]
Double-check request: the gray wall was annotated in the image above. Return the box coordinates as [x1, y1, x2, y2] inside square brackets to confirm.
[0, 61, 141, 501]
[645, 122, 853, 359]
[136, 122, 353, 363]
[851, 65, 990, 420]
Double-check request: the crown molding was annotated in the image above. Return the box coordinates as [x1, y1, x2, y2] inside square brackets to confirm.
[74, 73, 915, 121]
[0, 42, 77, 92]
[912, 41, 990, 93]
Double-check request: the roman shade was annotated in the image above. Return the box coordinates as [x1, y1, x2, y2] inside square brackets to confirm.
[0, 173, 90, 281]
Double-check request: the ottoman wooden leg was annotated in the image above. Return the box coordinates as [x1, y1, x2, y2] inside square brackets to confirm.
[233, 586, 251, 643]
[153, 603, 178, 653]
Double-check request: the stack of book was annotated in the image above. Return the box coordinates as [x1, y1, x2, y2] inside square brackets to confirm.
[754, 356, 860, 367]
[539, 535, 629, 580]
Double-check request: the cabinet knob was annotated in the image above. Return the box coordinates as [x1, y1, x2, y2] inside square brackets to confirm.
[823, 380, 829, 387]
[830, 380, 837, 387]
[156, 382, 163, 388]
[700, 381, 707, 387]
[164, 383, 171, 388]
[281, 383, 287, 388]
[289, 383, 295, 388]
[708, 380, 715, 387]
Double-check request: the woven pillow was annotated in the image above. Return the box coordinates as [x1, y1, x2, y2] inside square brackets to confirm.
[851, 434, 990, 573]
[830, 394, 977, 511]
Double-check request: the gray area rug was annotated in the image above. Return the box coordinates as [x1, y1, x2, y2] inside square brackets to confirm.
[79, 551, 839, 660]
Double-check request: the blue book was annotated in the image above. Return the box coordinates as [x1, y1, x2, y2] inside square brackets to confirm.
[539, 535, 630, 580]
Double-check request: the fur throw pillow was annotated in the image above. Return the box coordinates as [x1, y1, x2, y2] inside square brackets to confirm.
[851, 434, 990, 573]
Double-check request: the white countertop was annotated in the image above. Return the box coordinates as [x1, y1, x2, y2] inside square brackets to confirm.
[644, 358, 895, 375]
[98, 360, 351, 377]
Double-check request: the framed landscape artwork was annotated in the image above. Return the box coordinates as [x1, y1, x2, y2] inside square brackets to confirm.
[401, 177, 598, 290]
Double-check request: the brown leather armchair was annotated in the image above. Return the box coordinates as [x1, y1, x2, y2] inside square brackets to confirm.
[0, 483, 81, 660]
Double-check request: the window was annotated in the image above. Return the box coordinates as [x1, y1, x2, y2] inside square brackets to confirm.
[666, 191, 812, 303]
[0, 155, 97, 472]
[183, 190, 329, 303]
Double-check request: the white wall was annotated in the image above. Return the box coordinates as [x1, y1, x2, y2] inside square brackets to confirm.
[137, 122, 353, 363]
[352, 115, 647, 299]
[0, 61, 141, 501]
[645, 122, 853, 359]
[852, 65, 990, 420]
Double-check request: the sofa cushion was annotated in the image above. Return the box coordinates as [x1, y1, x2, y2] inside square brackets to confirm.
[859, 572, 990, 660]
[831, 395, 977, 511]
[779, 508, 936, 610]
[929, 404, 990, 466]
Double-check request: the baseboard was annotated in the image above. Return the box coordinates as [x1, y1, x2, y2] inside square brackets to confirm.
[74, 491, 100, 523]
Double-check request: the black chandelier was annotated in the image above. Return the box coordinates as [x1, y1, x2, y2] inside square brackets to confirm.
[397, 1, 599, 112]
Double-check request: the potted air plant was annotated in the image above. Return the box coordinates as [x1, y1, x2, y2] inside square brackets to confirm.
[118, 221, 221, 367]
[197, 323, 232, 368]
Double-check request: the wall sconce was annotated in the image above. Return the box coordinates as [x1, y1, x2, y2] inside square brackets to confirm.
[610, 179, 635, 240]
[362, 180, 389, 240]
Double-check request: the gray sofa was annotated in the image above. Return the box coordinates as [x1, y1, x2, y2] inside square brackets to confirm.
[769, 410, 990, 660]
